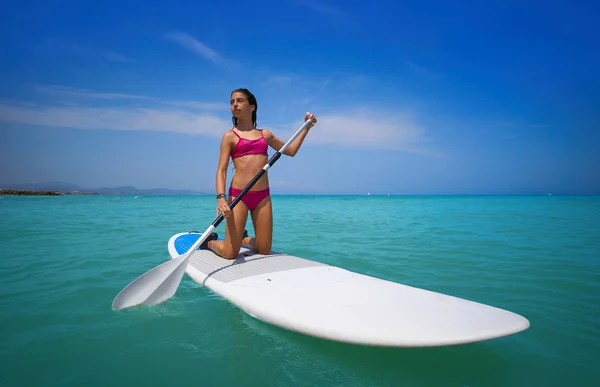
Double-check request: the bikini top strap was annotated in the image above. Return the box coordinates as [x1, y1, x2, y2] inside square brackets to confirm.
[230, 129, 241, 138]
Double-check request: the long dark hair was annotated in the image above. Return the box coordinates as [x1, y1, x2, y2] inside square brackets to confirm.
[231, 88, 258, 128]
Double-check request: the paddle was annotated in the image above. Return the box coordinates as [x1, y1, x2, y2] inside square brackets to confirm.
[111, 119, 315, 310]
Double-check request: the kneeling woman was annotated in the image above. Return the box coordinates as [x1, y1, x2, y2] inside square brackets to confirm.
[204, 88, 317, 259]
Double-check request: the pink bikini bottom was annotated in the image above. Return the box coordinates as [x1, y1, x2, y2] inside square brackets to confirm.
[228, 187, 270, 210]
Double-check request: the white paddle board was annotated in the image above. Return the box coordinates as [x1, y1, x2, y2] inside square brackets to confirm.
[168, 231, 530, 347]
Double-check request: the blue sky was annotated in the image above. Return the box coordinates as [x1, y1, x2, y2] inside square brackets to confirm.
[1, 0, 598, 195]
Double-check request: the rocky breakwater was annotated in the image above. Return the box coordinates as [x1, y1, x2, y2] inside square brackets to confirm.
[0, 189, 64, 196]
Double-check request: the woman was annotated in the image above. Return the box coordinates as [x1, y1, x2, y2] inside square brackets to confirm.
[203, 88, 317, 259]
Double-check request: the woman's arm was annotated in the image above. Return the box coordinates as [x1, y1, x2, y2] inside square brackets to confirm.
[216, 131, 233, 195]
[215, 131, 234, 218]
[263, 113, 317, 157]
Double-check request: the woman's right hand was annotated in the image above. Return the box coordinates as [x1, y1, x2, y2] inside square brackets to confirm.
[216, 198, 232, 218]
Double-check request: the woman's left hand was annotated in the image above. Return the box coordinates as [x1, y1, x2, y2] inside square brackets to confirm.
[305, 112, 318, 127]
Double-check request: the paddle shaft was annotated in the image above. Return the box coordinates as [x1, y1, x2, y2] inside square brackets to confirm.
[181, 120, 314, 257]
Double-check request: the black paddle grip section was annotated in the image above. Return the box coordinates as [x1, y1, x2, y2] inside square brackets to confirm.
[269, 152, 282, 166]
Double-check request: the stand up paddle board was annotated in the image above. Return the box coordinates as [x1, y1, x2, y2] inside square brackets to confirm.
[168, 231, 530, 347]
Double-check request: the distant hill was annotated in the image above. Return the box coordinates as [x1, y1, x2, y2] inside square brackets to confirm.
[0, 182, 207, 195]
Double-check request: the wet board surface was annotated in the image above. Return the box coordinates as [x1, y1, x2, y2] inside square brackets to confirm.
[168, 231, 530, 347]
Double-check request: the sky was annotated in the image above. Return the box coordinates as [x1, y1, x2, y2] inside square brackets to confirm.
[1, 0, 598, 195]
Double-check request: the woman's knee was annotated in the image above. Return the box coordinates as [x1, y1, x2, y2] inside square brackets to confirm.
[221, 246, 240, 259]
[254, 240, 272, 255]
[210, 240, 240, 259]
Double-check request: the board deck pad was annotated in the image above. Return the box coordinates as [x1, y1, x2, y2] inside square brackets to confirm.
[168, 232, 530, 347]
[172, 232, 327, 284]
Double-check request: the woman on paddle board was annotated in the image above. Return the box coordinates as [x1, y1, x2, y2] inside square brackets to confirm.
[203, 88, 317, 259]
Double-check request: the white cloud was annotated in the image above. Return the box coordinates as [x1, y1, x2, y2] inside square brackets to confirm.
[166, 31, 224, 67]
[0, 85, 230, 137]
[0, 103, 230, 137]
[0, 84, 439, 155]
[271, 109, 439, 155]
[33, 85, 228, 111]
[34, 85, 154, 101]
[253, 71, 439, 155]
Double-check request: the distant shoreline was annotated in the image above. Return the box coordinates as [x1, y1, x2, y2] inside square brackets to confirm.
[0, 189, 97, 196]
[0, 189, 205, 196]
[1, 184, 207, 196]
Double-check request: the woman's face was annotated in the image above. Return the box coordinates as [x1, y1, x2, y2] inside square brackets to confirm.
[230, 92, 254, 118]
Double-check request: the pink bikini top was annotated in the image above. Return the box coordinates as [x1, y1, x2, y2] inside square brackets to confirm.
[230, 129, 268, 160]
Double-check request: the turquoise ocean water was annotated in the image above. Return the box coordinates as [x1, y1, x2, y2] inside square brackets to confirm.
[1, 194, 599, 386]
